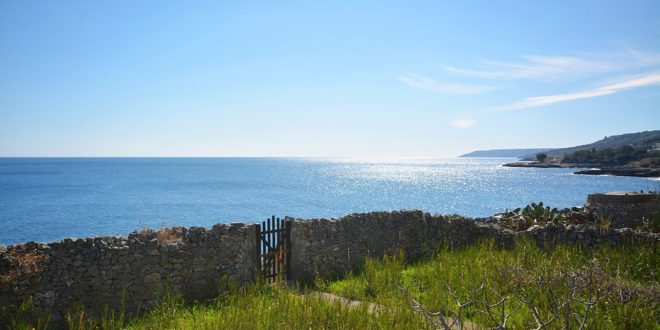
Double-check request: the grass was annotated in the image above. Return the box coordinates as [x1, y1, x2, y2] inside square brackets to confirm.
[320, 240, 659, 329]
[7, 240, 659, 329]
[10, 285, 428, 329]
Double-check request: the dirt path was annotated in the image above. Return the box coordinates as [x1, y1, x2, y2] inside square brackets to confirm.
[307, 291, 480, 329]
[307, 291, 385, 313]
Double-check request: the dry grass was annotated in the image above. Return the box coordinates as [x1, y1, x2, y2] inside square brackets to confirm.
[138, 222, 183, 245]
[155, 227, 183, 244]
[0, 248, 48, 284]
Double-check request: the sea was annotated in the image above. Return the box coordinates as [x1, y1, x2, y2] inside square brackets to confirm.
[1, 157, 657, 245]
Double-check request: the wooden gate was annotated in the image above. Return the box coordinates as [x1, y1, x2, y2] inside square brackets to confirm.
[256, 216, 291, 282]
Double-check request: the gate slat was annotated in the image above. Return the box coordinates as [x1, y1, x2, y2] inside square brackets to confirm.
[271, 215, 275, 279]
[276, 217, 281, 279]
[267, 217, 271, 278]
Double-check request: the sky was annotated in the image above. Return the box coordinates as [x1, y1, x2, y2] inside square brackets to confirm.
[1, 0, 659, 157]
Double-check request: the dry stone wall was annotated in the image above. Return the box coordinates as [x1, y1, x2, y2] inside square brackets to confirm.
[288, 211, 658, 283]
[0, 223, 257, 320]
[288, 211, 515, 283]
[587, 192, 660, 227]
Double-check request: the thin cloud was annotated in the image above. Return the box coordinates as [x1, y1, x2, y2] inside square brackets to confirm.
[614, 42, 660, 67]
[491, 72, 660, 111]
[398, 73, 496, 95]
[450, 118, 475, 128]
[442, 49, 660, 81]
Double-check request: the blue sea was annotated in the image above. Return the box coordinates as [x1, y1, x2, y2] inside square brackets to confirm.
[1, 157, 657, 245]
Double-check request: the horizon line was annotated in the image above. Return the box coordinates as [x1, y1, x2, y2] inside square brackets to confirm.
[0, 155, 541, 160]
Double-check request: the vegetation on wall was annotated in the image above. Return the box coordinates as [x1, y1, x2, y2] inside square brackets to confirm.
[495, 202, 610, 231]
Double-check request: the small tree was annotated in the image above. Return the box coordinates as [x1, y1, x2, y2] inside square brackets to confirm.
[536, 153, 548, 163]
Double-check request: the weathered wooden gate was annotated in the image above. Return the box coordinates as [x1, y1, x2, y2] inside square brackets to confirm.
[256, 216, 291, 282]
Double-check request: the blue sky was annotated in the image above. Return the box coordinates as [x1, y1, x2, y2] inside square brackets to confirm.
[1, 1, 659, 157]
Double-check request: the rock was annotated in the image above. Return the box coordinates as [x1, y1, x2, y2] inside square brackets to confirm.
[147, 237, 159, 248]
[166, 242, 179, 253]
[145, 238, 160, 256]
[575, 167, 660, 177]
[144, 272, 161, 284]
[42, 290, 56, 300]
[73, 254, 83, 267]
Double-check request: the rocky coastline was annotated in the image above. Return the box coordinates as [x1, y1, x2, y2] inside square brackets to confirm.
[503, 161, 660, 177]
[573, 167, 660, 177]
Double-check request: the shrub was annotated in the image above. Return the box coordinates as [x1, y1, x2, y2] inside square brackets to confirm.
[535, 153, 548, 163]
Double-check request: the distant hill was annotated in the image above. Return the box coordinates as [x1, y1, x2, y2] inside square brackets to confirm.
[461, 130, 660, 159]
[460, 148, 554, 158]
[540, 130, 660, 157]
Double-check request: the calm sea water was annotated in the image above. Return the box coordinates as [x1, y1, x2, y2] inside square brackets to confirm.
[1, 157, 657, 245]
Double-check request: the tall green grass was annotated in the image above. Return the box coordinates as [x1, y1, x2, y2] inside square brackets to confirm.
[59, 284, 429, 330]
[322, 240, 659, 329]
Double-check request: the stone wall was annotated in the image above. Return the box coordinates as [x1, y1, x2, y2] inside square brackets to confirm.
[288, 211, 658, 283]
[0, 223, 257, 320]
[587, 192, 660, 227]
[288, 211, 517, 283]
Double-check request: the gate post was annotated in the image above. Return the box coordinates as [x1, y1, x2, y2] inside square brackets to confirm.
[285, 219, 292, 281]
[255, 223, 261, 279]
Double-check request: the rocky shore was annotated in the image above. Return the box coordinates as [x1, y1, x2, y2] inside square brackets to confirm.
[574, 167, 660, 177]
[503, 161, 660, 177]
[503, 162, 564, 168]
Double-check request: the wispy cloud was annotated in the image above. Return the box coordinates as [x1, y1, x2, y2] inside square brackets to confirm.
[491, 72, 660, 111]
[442, 48, 660, 82]
[398, 74, 496, 95]
[442, 56, 613, 81]
[402, 46, 660, 113]
[615, 43, 660, 67]
[450, 117, 475, 128]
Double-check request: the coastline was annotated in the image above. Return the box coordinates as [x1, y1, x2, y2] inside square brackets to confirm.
[503, 161, 660, 178]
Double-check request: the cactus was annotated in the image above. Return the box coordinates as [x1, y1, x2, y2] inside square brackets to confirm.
[498, 202, 562, 230]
